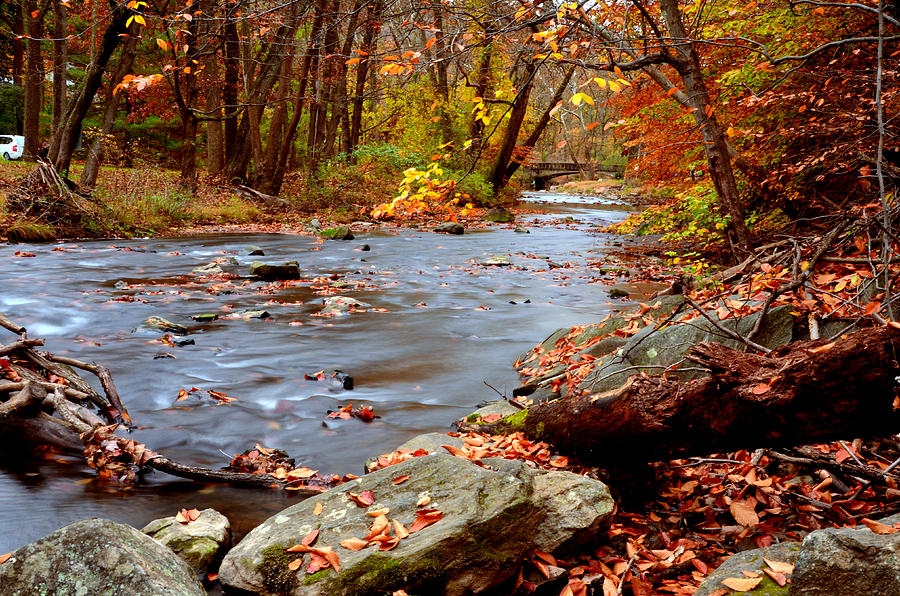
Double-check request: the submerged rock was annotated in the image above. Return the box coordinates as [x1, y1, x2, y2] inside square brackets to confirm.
[247, 246, 265, 256]
[191, 313, 218, 322]
[480, 255, 512, 266]
[142, 509, 232, 575]
[249, 260, 301, 281]
[238, 309, 271, 319]
[320, 227, 354, 240]
[434, 222, 464, 235]
[608, 288, 629, 299]
[192, 262, 224, 276]
[143, 316, 188, 335]
[320, 296, 370, 316]
[0, 518, 204, 595]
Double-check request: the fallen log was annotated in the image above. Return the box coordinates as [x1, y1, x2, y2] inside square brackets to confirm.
[465, 326, 900, 466]
[0, 314, 330, 493]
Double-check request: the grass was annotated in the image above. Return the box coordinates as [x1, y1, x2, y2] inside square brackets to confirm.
[0, 158, 399, 240]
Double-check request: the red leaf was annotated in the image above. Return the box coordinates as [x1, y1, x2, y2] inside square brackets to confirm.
[347, 490, 376, 507]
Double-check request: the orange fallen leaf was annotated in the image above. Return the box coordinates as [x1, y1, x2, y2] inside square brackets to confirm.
[313, 502, 324, 516]
[751, 383, 771, 395]
[367, 507, 391, 517]
[364, 514, 391, 540]
[721, 576, 762, 591]
[441, 444, 466, 457]
[862, 518, 900, 534]
[301, 529, 319, 546]
[306, 552, 329, 573]
[0, 553, 10, 565]
[207, 573, 218, 582]
[339, 537, 370, 551]
[730, 500, 759, 526]
[763, 568, 788, 586]
[763, 557, 795, 574]
[393, 519, 410, 539]
[392, 474, 410, 484]
[347, 490, 376, 507]
[288, 556, 304, 571]
[409, 509, 444, 533]
[416, 494, 431, 507]
[379, 537, 400, 551]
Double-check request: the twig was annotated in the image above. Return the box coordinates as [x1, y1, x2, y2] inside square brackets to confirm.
[684, 296, 771, 353]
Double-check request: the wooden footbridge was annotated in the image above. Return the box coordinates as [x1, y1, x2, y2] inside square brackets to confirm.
[522, 162, 625, 189]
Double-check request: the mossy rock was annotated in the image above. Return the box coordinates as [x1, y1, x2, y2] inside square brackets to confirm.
[0, 518, 205, 595]
[694, 542, 800, 596]
[218, 454, 543, 595]
[320, 226, 354, 240]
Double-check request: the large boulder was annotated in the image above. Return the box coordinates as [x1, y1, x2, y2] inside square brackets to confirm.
[791, 515, 900, 595]
[141, 508, 232, 575]
[0, 518, 205, 595]
[219, 454, 543, 595]
[573, 304, 796, 395]
[250, 260, 301, 281]
[694, 541, 800, 596]
[483, 207, 514, 223]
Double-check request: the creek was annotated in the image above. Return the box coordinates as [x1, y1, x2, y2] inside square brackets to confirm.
[0, 191, 657, 552]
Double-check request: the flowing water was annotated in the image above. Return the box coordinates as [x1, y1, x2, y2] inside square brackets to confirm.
[0, 191, 658, 551]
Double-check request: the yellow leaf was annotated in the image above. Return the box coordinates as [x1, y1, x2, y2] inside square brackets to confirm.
[156, 38, 168, 50]
[726, 126, 736, 137]
[313, 502, 323, 516]
[133, 14, 146, 25]
[345, 57, 361, 65]
[609, 80, 622, 93]
[721, 577, 762, 591]
[594, 77, 607, 89]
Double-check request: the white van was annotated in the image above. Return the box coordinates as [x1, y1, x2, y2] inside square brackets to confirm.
[0, 135, 25, 160]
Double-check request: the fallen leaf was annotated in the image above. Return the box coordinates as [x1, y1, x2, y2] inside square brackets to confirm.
[0, 553, 10, 565]
[364, 514, 391, 540]
[392, 474, 410, 484]
[339, 537, 370, 551]
[348, 490, 376, 507]
[393, 519, 410, 539]
[862, 518, 900, 534]
[763, 568, 788, 586]
[730, 500, 759, 526]
[313, 502, 323, 516]
[301, 530, 319, 546]
[751, 383, 771, 395]
[288, 556, 304, 571]
[409, 509, 444, 533]
[306, 552, 329, 573]
[367, 507, 391, 517]
[721, 576, 762, 591]
[764, 557, 795, 574]
[416, 493, 431, 507]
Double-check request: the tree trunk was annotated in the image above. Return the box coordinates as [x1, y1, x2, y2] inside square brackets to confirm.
[504, 65, 576, 181]
[488, 62, 534, 193]
[659, 0, 752, 261]
[484, 327, 900, 467]
[222, 16, 240, 164]
[23, 0, 45, 160]
[348, 0, 381, 153]
[12, 3, 24, 88]
[205, 53, 224, 175]
[467, 42, 493, 143]
[80, 36, 137, 188]
[51, 0, 128, 175]
[49, 0, 67, 151]
[431, 4, 452, 145]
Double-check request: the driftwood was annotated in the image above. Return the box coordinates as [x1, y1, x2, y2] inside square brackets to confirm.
[463, 326, 900, 467]
[231, 185, 291, 210]
[0, 312, 322, 492]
